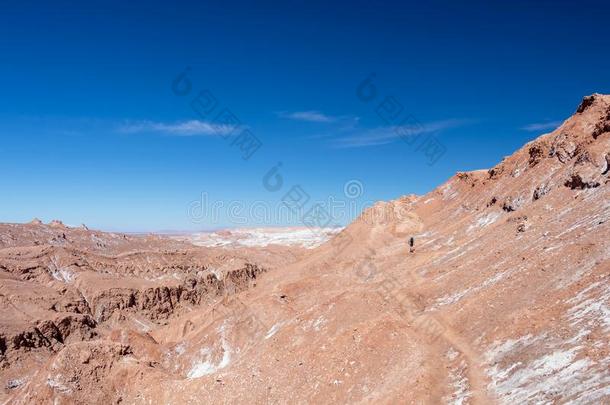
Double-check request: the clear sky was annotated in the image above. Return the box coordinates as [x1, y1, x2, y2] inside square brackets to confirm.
[1, 0, 609, 231]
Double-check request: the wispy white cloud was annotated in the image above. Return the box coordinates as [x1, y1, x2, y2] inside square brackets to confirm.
[118, 120, 237, 136]
[331, 127, 404, 148]
[276, 110, 339, 123]
[520, 120, 562, 132]
[331, 119, 471, 148]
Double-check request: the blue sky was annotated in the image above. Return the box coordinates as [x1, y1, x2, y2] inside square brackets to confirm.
[1, 0, 609, 231]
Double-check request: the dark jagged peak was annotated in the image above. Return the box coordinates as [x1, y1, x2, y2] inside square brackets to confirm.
[576, 94, 599, 113]
[483, 94, 610, 183]
[571, 93, 610, 139]
[575, 93, 609, 114]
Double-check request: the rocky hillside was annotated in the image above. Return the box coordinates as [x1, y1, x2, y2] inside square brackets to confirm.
[0, 222, 285, 403]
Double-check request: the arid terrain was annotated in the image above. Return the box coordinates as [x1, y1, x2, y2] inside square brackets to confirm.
[1, 94, 609, 404]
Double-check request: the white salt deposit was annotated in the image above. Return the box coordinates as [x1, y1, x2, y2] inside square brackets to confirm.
[178, 227, 342, 249]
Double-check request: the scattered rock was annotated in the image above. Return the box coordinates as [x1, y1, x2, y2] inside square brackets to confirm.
[574, 150, 592, 165]
[528, 143, 545, 167]
[592, 106, 610, 139]
[532, 184, 550, 201]
[502, 196, 524, 212]
[487, 164, 505, 179]
[602, 154, 610, 175]
[5, 378, 24, 389]
[549, 133, 577, 163]
[564, 174, 600, 190]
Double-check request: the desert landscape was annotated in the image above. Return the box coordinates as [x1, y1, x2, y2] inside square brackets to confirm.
[1, 94, 608, 404]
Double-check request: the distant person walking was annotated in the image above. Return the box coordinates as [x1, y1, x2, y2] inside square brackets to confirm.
[409, 236, 415, 253]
